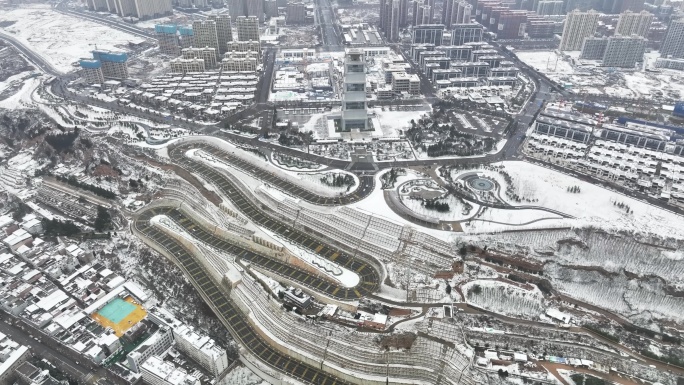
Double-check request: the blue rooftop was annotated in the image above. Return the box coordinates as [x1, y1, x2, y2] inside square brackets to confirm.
[179, 26, 194, 36]
[79, 59, 101, 69]
[92, 50, 128, 63]
[155, 24, 178, 34]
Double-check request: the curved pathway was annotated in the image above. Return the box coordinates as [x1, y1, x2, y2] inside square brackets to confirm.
[174, 142, 375, 206]
[168, 143, 381, 299]
[132, 213, 351, 385]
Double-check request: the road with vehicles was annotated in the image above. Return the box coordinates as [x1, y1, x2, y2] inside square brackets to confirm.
[314, 0, 342, 51]
[183, 143, 377, 205]
[134, 214, 352, 385]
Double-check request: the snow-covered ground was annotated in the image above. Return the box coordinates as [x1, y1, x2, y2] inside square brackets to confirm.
[462, 280, 546, 319]
[459, 161, 684, 236]
[372, 108, 428, 138]
[514, 49, 684, 100]
[0, 5, 145, 73]
[0, 77, 40, 109]
[0, 71, 35, 96]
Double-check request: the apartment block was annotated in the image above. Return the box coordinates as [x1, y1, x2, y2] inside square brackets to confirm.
[413, 24, 445, 45]
[79, 59, 105, 84]
[391, 72, 421, 94]
[559, 9, 599, 51]
[92, 50, 129, 79]
[182, 47, 218, 68]
[661, 18, 684, 59]
[170, 58, 206, 73]
[616, 10, 653, 37]
[286, 2, 306, 23]
[602, 35, 646, 67]
[221, 57, 258, 71]
[192, 20, 220, 54]
[155, 24, 181, 56]
[236, 16, 260, 41]
[207, 14, 233, 55]
[141, 356, 199, 385]
[451, 23, 483, 45]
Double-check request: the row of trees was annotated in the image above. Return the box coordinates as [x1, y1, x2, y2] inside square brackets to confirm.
[422, 199, 450, 212]
[320, 173, 355, 188]
[55, 175, 117, 199]
[45, 127, 79, 152]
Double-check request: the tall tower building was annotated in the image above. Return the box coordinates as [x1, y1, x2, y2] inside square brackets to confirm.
[390, 1, 401, 41]
[228, 0, 264, 22]
[341, 49, 368, 132]
[399, 0, 409, 27]
[236, 15, 260, 41]
[192, 20, 220, 56]
[616, 10, 653, 37]
[245, 0, 264, 22]
[456, 1, 472, 24]
[155, 24, 181, 56]
[208, 14, 233, 55]
[442, 0, 455, 27]
[91, 50, 129, 79]
[661, 18, 684, 59]
[559, 9, 599, 51]
[426, 0, 435, 23]
[602, 35, 646, 67]
[228, 0, 245, 19]
[536, 1, 564, 15]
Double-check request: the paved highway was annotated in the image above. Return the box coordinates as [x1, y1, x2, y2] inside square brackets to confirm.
[314, 0, 342, 51]
[133, 216, 352, 385]
[182, 143, 376, 205]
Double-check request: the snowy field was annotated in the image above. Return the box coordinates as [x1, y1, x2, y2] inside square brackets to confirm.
[0, 5, 145, 73]
[372, 108, 429, 138]
[462, 161, 684, 237]
[463, 280, 546, 319]
[514, 50, 684, 100]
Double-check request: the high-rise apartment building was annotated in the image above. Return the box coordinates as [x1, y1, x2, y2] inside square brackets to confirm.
[661, 18, 684, 59]
[88, 0, 173, 19]
[286, 2, 306, 23]
[451, 23, 483, 45]
[559, 9, 599, 51]
[236, 16, 260, 41]
[413, 24, 445, 45]
[92, 50, 129, 79]
[581, 35, 646, 67]
[443, 0, 471, 28]
[616, 10, 653, 38]
[536, 1, 564, 15]
[580, 37, 608, 59]
[108, 0, 172, 19]
[179, 26, 194, 49]
[456, 1, 472, 24]
[228, 0, 264, 22]
[79, 59, 105, 84]
[192, 20, 220, 56]
[264, 0, 278, 18]
[155, 24, 181, 56]
[602, 35, 646, 67]
[341, 49, 368, 132]
[207, 14, 233, 55]
[399, 0, 409, 27]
